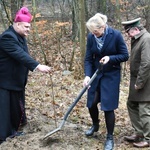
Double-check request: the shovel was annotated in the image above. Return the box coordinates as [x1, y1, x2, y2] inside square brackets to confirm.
[43, 63, 103, 140]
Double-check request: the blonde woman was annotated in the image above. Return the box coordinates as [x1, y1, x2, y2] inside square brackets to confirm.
[83, 13, 129, 150]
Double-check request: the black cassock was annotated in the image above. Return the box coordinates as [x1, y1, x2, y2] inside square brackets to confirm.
[0, 26, 39, 141]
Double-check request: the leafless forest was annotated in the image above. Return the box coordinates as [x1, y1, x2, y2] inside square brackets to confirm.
[0, 0, 150, 149]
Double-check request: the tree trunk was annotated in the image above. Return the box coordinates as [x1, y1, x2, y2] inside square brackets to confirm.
[11, 0, 25, 22]
[72, 0, 79, 41]
[96, 0, 106, 14]
[144, 2, 150, 32]
[79, 0, 86, 68]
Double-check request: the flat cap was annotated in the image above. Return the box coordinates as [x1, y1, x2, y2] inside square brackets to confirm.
[122, 18, 141, 32]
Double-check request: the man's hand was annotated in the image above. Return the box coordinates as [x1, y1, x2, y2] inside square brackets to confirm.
[135, 84, 142, 90]
[36, 64, 51, 73]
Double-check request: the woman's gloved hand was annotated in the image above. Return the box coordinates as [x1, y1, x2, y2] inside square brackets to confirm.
[83, 76, 91, 87]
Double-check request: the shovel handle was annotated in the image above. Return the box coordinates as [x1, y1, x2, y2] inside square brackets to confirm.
[63, 62, 103, 121]
[43, 63, 104, 139]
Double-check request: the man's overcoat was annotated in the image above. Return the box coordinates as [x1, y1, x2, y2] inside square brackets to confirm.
[0, 26, 39, 91]
[128, 29, 150, 102]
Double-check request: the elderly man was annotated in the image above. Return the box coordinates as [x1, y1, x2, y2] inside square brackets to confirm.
[122, 18, 150, 148]
[0, 7, 51, 143]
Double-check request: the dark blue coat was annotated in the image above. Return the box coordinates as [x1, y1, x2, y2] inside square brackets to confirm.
[84, 27, 129, 111]
[0, 26, 39, 91]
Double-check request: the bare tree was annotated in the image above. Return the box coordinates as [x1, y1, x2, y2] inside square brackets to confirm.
[139, 0, 150, 32]
[0, 0, 24, 25]
[96, 0, 107, 13]
[79, 0, 86, 69]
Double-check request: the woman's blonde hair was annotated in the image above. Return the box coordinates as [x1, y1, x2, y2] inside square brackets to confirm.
[86, 13, 107, 32]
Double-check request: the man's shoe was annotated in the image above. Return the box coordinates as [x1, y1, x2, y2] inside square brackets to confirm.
[0, 140, 4, 144]
[104, 135, 114, 150]
[124, 134, 144, 142]
[133, 141, 149, 148]
[15, 131, 25, 136]
[85, 124, 99, 136]
[9, 131, 25, 138]
[20, 121, 27, 127]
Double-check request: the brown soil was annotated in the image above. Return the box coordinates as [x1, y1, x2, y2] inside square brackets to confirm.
[0, 71, 148, 150]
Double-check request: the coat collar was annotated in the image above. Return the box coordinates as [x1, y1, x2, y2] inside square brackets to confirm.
[134, 28, 147, 40]
[100, 27, 113, 53]
[9, 26, 26, 44]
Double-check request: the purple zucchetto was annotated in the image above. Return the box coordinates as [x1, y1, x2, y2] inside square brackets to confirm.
[14, 7, 32, 23]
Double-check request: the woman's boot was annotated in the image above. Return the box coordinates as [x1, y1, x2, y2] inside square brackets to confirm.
[104, 134, 114, 150]
[85, 122, 99, 136]
[85, 106, 99, 136]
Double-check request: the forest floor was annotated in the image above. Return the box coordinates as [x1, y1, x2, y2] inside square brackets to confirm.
[0, 70, 149, 150]
[0, 1, 149, 149]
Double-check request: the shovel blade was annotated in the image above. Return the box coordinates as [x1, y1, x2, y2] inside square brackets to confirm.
[43, 127, 61, 140]
[43, 120, 65, 140]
